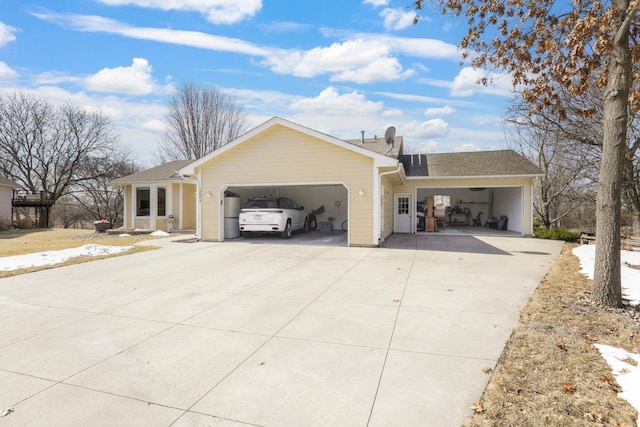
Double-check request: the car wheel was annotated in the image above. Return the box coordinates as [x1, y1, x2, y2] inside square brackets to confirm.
[302, 217, 309, 233]
[281, 221, 292, 239]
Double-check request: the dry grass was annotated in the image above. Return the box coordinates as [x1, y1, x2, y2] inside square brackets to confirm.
[468, 243, 640, 426]
[0, 228, 163, 277]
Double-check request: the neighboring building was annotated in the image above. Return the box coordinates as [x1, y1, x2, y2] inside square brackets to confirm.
[117, 117, 542, 245]
[0, 176, 20, 226]
[112, 160, 197, 232]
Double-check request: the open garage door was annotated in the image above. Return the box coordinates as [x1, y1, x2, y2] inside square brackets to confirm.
[416, 186, 524, 235]
[222, 183, 349, 245]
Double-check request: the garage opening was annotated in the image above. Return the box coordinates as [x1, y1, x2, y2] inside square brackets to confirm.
[223, 184, 349, 245]
[416, 187, 524, 235]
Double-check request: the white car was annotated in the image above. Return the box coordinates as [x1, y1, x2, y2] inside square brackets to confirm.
[239, 197, 309, 239]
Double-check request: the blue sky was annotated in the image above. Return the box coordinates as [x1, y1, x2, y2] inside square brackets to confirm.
[0, 0, 516, 166]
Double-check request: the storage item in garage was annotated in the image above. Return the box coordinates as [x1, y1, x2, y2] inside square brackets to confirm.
[224, 195, 241, 238]
[318, 221, 333, 231]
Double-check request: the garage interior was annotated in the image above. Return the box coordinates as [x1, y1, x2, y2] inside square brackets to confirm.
[416, 187, 523, 235]
[224, 184, 349, 237]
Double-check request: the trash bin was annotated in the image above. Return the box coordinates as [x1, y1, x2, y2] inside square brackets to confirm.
[167, 215, 174, 233]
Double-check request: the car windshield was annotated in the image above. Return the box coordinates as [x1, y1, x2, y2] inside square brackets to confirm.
[245, 199, 278, 209]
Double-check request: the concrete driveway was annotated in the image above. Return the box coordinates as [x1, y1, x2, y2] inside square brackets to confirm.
[0, 234, 563, 426]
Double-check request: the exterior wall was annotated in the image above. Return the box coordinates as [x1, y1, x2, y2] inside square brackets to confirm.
[123, 182, 196, 231]
[0, 185, 12, 223]
[380, 175, 395, 241]
[396, 176, 535, 235]
[198, 125, 375, 245]
[182, 183, 197, 229]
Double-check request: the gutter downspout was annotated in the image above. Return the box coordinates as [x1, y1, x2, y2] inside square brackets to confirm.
[378, 163, 406, 246]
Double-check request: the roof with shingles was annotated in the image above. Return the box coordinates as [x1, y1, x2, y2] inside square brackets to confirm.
[398, 150, 541, 177]
[0, 176, 20, 188]
[111, 160, 193, 184]
[345, 136, 403, 157]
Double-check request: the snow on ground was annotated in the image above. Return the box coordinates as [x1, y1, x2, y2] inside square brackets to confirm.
[573, 244, 640, 425]
[0, 244, 133, 272]
[572, 245, 640, 306]
[594, 344, 640, 426]
[150, 230, 171, 237]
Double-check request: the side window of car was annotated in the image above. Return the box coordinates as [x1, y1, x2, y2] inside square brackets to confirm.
[290, 199, 299, 209]
[281, 198, 292, 209]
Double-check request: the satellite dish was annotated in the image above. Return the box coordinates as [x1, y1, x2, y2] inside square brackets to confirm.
[384, 126, 396, 145]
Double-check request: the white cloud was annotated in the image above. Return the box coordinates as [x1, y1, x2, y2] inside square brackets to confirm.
[31, 12, 270, 56]
[425, 106, 455, 116]
[0, 61, 18, 80]
[0, 21, 17, 47]
[290, 87, 383, 116]
[96, 0, 262, 25]
[265, 39, 412, 83]
[363, 0, 389, 7]
[451, 67, 515, 97]
[260, 21, 312, 33]
[84, 58, 174, 95]
[33, 12, 461, 85]
[331, 57, 413, 83]
[380, 8, 415, 31]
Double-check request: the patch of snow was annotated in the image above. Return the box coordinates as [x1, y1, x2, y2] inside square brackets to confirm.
[150, 230, 171, 237]
[572, 245, 640, 306]
[0, 244, 133, 272]
[594, 344, 640, 426]
[119, 233, 131, 237]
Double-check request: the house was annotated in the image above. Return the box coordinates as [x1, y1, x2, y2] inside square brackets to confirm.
[117, 117, 542, 246]
[112, 160, 197, 232]
[0, 176, 20, 226]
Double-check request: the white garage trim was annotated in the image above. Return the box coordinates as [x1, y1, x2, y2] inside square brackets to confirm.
[217, 181, 351, 244]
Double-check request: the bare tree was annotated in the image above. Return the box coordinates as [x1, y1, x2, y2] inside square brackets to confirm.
[70, 150, 140, 226]
[0, 91, 118, 227]
[414, 0, 638, 307]
[158, 82, 249, 161]
[507, 112, 596, 229]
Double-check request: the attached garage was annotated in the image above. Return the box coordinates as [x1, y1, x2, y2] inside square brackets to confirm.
[397, 152, 541, 236]
[223, 184, 349, 234]
[180, 117, 398, 246]
[118, 117, 541, 245]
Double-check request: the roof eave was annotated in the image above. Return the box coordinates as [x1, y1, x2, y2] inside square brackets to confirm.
[406, 173, 543, 180]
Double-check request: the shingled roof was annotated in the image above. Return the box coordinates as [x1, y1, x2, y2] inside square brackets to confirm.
[112, 160, 193, 184]
[0, 176, 20, 188]
[399, 150, 541, 177]
[345, 136, 403, 157]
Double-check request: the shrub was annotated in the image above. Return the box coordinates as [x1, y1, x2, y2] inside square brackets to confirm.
[533, 224, 581, 242]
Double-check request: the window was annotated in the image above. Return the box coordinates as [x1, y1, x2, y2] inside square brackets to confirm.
[157, 187, 166, 216]
[397, 197, 409, 214]
[434, 195, 451, 207]
[136, 187, 150, 216]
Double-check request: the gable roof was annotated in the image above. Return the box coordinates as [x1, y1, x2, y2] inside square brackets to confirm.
[345, 136, 403, 157]
[0, 176, 20, 188]
[112, 160, 193, 185]
[179, 116, 398, 176]
[400, 150, 542, 178]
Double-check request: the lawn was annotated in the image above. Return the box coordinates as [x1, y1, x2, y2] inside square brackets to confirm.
[468, 243, 640, 426]
[0, 228, 163, 277]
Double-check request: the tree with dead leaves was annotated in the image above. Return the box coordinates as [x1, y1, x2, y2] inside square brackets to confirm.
[414, 0, 639, 307]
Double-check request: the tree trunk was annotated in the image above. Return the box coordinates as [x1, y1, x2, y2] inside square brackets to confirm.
[591, 9, 631, 307]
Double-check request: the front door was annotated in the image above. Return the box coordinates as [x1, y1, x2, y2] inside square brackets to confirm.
[394, 193, 412, 233]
